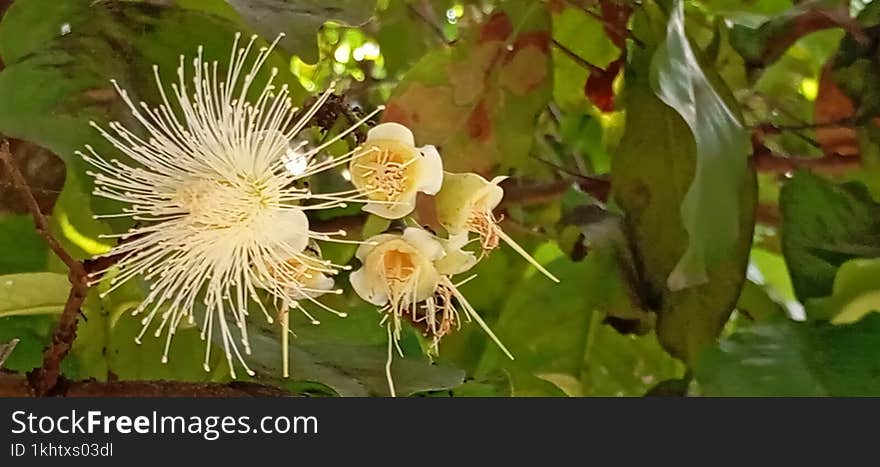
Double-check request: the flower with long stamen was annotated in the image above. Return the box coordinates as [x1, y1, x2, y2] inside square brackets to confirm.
[349, 227, 511, 396]
[349, 122, 443, 219]
[77, 32, 381, 378]
[434, 171, 560, 283]
[263, 244, 341, 378]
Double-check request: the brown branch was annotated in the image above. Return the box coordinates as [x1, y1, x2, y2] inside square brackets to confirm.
[28, 284, 88, 395]
[0, 373, 295, 397]
[753, 118, 860, 133]
[753, 151, 860, 174]
[0, 138, 91, 396]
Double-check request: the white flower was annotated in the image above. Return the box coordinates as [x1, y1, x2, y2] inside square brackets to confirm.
[349, 227, 511, 396]
[349, 122, 443, 219]
[78, 33, 381, 378]
[434, 172, 559, 283]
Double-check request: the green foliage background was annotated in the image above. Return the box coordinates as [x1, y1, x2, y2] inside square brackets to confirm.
[1, 0, 879, 396]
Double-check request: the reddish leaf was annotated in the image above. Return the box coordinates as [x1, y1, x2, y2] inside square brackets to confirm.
[583, 0, 631, 112]
[585, 59, 623, 112]
[815, 64, 859, 157]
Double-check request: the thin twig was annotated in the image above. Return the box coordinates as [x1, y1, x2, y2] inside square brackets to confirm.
[752, 118, 860, 133]
[560, 0, 645, 48]
[753, 151, 860, 174]
[0, 141, 85, 276]
[0, 138, 90, 396]
[551, 39, 603, 73]
[406, 1, 449, 44]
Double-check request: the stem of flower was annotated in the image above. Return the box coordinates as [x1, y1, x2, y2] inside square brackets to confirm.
[281, 300, 290, 379]
[496, 228, 560, 283]
[385, 324, 397, 397]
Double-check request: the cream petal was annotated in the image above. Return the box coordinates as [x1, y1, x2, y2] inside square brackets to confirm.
[402, 227, 445, 261]
[349, 268, 388, 306]
[480, 182, 505, 211]
[274, 207, 310, 252]
[290, 272, 335, 300]
[308, 273, 335, 293]
[355, 233, 399, 261]
[413, 266, 442, 302]
[415, 145, 444, 195]
[362, 193, 417, 219]
[366, 122, 415, 146]
[434, 172, 489, 234]
[435, 235, 478, 276]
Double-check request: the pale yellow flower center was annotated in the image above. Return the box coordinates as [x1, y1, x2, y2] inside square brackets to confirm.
[465, 193, 503, 253]
[174, 176, 277, 229]
[381, 248, 418, 301]
[352, 140, 418, 202]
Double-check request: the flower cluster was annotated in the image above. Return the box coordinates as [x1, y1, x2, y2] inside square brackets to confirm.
[346, 123, 558, 396]
[81, 33, 380, 379]
[81, 33, 558, 395]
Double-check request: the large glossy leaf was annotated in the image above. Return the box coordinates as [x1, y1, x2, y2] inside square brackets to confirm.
[382, 2, 552, 174]
[649, 0, 750, 291]
[613, 44, 756, 363]
[696, 314, 880, 396]
[780, 172, 880, 303]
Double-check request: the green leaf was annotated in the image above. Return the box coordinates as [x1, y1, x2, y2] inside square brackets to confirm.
[242, 309, 466, 396]
[374, 0, 436, 76]
[0, 0, 305, 165]
[475, 246, 682, 397]
[0, 214, 48, 274]
[0, 272, 69, 318]
[649, 0, 751, 290]
[780, 172, 880, 303]
[382, 3, 552, 173]
[736, 279, 788, 323]
[551, 5, 620, 112]
[225, 0, 377, 63]
[729, 0, 849, 68]
[613, 45, 756, 362]
[696, 314, 880, 396]
[699, 0, 793, 27]
[808, 258, 880, 324]
[0, 315, 55, 372]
